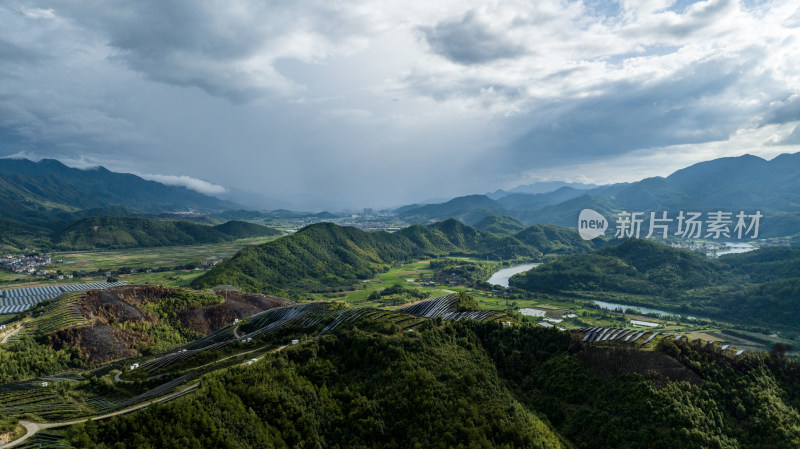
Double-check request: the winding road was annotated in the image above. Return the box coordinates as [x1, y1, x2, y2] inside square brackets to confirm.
[0, 382, 200, 448]
[0, 324, 23, 344]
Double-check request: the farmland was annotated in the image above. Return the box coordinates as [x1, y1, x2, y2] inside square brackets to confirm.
[51, 236, 278, 272]
[0, 236, 279, 289]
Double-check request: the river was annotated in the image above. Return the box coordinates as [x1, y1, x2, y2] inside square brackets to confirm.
[714, 242, 757, 257]
[591, 300, 680, 318]
[487, 263, 540, 288]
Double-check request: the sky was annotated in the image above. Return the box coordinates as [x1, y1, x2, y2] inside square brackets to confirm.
[1, 0, 799, 210]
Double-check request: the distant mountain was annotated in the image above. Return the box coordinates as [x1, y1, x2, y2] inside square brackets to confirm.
[397, 152, 800, 237]
[496, 186, 588, 211]
[52, 216, 282, 250]
[192, 219, 599, 295]
[214, 186, 295, 211]
[398, 194, 509, 225]
[0, 158, 240, 225]
[486, 181, 598, 199]
[509, 180, 599, 195]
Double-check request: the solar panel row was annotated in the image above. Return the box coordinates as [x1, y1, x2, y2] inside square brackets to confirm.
[0, 282, 127, 314]
[0, 295, 61, 306]
[0, 304, 29, 314]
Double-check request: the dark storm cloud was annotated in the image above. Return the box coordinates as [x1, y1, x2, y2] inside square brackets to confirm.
[38, 0, 370, 102]
[422, 10, 527, 65]
[0, 38, 48, 64]
[494, 57, 760, 169]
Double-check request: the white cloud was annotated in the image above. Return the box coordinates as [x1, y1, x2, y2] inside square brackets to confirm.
[138, 174, 228, 196]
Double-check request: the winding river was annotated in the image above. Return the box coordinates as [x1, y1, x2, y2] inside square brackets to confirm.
[486, 263, 540, 288]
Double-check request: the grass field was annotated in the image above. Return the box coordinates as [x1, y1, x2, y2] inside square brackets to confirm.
[0, 237, 278, 290]
[310, 259, 565, 314]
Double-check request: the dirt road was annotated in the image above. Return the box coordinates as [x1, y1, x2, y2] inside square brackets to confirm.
[0, 382, 200, 448]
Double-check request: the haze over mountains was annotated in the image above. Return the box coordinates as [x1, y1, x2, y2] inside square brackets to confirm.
[3, 152, 800, 242]
[398, 152, 800, 237]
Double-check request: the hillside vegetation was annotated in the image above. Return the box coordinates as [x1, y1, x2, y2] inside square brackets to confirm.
[52, 216, 281, 250]
[0, 158, 236, 226]
[473, 215, 527, 235]
[67, 321, 800, 449]
[192, 219, 600, 295]
[0, 286, 290, 383]
[510, 240, 800, 331]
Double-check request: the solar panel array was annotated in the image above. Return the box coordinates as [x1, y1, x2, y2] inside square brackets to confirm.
[0, 282, 126, 314]
[395, 294, 500, 322]
[576, 327, 663, 345]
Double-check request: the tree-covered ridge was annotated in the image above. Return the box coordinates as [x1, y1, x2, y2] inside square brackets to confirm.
[51, 216, 281, 250]
[472, 322, 800, 449]
[0, 158, 237, 226]
[66, 321, 800, 449]
[510, 240, 800, 330]
[192, 219, 597, 296]
[474, 214, 527, 235]
[511, 239, 722, 294]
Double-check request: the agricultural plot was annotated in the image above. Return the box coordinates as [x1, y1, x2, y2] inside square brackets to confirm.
[25, 293, 89, 335]
[86, 393, 132, 413]
[13, 431, 72, 448]
[49, 236, 278, 273]
[0, 386, 84, 421]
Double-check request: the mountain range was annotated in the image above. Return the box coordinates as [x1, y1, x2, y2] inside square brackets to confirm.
[398, 152, 800, 238]
[192, 219, 600, 296]
[0, 158, 240, 226]
[487, 180, 598, 199]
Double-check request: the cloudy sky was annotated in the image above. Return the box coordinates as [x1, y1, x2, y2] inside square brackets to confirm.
[1, 0, 799, 209]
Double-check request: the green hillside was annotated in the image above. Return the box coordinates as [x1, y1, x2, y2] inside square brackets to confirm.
[473, 214, 526, 235]
[510, 240, 800, 330]
[515, 223, 600, 255]
[52, 216, 281, 250]
[511, 239, 723, 294]
[192, 220, 594, 295]
[0, 158, 237, 224]
[66, 321, 800, 449]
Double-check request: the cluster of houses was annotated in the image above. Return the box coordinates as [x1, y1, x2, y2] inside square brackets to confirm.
[200, 257, 223, 267]
[0, 253, 54, 275]
[669, 241, 724, 252]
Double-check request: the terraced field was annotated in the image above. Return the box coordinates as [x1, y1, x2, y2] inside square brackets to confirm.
[24, 293, 88, 336]
[0, 386, 85, 421]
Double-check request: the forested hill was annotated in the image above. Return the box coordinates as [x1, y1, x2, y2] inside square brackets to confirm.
[67, 320, 800, 449]
[192, 219, 600, 295]
[511, 239, 724, 295]
[510, 239, 800, 330]
[473, 214, 526, 235]
[52, 216, 282, 250]
[0, 158, 238, 224]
